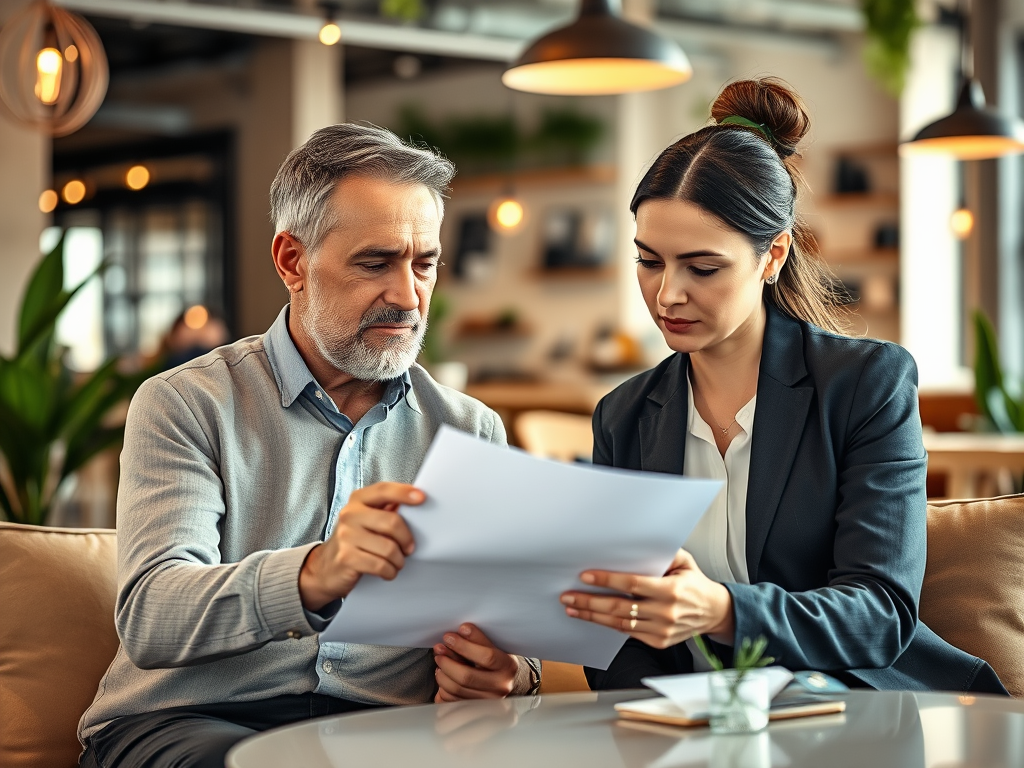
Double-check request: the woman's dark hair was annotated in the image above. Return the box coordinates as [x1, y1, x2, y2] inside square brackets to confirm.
[630, 77, 849, 335]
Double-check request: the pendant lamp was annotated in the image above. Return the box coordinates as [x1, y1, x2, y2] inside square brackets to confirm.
[901, 3, 1024, 159]
[0, 0, 108, 137]
[502, 0, 691, 96]
[901, 78, 1024, 159]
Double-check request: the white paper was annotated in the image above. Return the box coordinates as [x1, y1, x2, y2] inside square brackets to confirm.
[641, 668, 794, 717]
[320, 425, 722, 668]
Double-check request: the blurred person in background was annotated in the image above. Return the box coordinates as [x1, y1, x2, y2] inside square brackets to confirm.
[159, 305, 231, 370]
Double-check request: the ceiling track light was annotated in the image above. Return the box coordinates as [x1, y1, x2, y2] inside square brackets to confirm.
[502, 0, 692, 96]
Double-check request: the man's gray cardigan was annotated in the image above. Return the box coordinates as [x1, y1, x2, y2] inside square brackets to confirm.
[80, 328, 511, 741]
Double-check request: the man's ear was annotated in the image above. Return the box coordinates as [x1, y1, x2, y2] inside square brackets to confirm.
[272, 232, 307, 294]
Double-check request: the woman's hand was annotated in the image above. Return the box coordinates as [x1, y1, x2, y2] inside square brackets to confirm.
[433, 623, 520, 702]
[559, 549, 735, 649]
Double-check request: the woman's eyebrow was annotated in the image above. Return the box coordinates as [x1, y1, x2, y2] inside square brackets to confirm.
[634, 239, 728, 260]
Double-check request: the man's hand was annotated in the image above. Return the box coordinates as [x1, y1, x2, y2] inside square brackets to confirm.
[433, 623, 520, 702]
[299, 482, 423, 611]
[559, 548, 735, 649]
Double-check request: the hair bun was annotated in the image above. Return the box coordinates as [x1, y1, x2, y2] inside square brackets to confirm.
[711, 77, 810, 158]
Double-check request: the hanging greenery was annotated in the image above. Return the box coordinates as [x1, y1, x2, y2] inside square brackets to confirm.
[860, 0, 920, 96]
[380, 0, 425, 23]
[397, 105, 606, 176]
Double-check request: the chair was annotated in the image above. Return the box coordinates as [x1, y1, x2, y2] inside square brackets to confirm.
[514, 409, 593, 463]
[0, 523, 118, 768]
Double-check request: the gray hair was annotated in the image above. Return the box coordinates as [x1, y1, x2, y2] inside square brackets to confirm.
[269, 122, 455, 254]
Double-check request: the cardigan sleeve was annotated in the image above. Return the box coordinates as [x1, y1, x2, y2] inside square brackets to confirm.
[726, 342, 927, 672]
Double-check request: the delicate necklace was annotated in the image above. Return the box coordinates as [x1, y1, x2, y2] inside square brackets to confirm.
[694, 386, 739, 436]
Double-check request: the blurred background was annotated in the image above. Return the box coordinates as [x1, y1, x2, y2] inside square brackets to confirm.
[2, 0, 1024, 526]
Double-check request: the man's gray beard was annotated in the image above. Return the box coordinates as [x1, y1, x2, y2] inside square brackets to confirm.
[299, 294, 427, 382]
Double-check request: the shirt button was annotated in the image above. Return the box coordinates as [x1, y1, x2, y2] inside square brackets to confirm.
[315, 390, 323, 400]
[286, 630, 301, 640]
[322, 660, 334, 674]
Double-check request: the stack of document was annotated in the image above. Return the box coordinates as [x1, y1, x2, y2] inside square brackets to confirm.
[321, 426, 722, 668]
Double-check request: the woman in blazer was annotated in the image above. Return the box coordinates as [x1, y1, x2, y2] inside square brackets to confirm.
[560, 78, 1006, 694]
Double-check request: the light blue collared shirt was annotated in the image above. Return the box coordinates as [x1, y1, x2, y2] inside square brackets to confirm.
[263, 305, 412, 696]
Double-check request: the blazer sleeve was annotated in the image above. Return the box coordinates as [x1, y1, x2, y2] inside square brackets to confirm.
[727, 342, 928, 672]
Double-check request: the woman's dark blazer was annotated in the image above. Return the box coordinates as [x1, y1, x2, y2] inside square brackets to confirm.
[586, 302, 1007, 695]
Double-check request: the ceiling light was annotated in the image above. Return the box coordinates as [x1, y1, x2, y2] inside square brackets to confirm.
[0, 0, 108, 136]
[902, 79, 1024, 160]
[901, 4, 1024, 160]
[184, 305, 209, 330]
[125, 165, 151, 190]
[502, 0, 691, 96]
[489, 197, 525, 234]
[318, 2, 342, 46]
[950, 206, 974, 239]
[38, 189, 58, 213]
[62, 179, 86, 205]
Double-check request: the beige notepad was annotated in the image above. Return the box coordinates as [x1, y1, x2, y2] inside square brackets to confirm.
[615, 695, 846, 727]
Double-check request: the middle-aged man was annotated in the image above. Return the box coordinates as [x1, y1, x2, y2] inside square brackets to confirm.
[78, 123, 541, 768]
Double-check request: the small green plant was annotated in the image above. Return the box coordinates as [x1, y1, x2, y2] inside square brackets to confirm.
[973, 310, 1024, 433]
[0, 234, 153, 525]
[860, 0, 919, 96]
[694, 633, 775, 719]
[693, 634, 775, 674]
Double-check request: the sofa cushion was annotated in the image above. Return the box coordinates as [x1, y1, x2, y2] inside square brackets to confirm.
[0, 523, 118, 768]
[920, 495, 1024, 698]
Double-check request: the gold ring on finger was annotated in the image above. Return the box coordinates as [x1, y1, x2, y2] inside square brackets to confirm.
[629, 603, 639, 619]
[629, 618, 637, 630]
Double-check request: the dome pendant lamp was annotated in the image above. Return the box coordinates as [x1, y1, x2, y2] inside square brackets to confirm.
[901, 78, 1024, 160]
[901, 0, 1024, 160]
[502, 0, 692, 96]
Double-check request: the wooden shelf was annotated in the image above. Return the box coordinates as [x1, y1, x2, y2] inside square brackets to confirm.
[454, 324, 532, 341]
[830, 142, 899, 158]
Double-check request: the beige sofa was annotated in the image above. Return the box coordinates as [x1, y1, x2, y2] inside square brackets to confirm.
[2, 495, 1022, 767]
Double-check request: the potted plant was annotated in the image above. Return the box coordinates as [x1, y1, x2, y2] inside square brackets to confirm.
[973, 310, 1024, 433]
[0, 234, 152, 525]
[694, 634, 776, 734]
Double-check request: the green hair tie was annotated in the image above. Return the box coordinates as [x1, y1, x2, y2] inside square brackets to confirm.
[720, 115, 776, 145]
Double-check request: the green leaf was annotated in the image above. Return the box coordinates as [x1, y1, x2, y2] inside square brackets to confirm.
[63, 425, 125, 480]
[692, 634, 724, 671]
[973, 311, 1004, 425]
[17, 233, 65, 354]
[15, 262, 109, 366]
[58, 357, 121, 440]
[0, 359, 57, 432]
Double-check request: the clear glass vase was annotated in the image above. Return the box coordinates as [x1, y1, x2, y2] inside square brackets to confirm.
[707, 669, 770, 734]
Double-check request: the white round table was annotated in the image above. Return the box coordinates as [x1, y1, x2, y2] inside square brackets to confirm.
[227, 689, 1024, 768]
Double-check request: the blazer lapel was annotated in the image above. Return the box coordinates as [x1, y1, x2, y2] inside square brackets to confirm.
[639, 354, 689, 474]
[745, 306, 814, 582]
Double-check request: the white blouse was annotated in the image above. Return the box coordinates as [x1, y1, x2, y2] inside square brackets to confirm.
[682, 369, 756, 586]
[681, 370, 756, 667]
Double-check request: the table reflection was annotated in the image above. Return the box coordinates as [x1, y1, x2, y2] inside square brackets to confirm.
[227, 690, 1024, 768]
